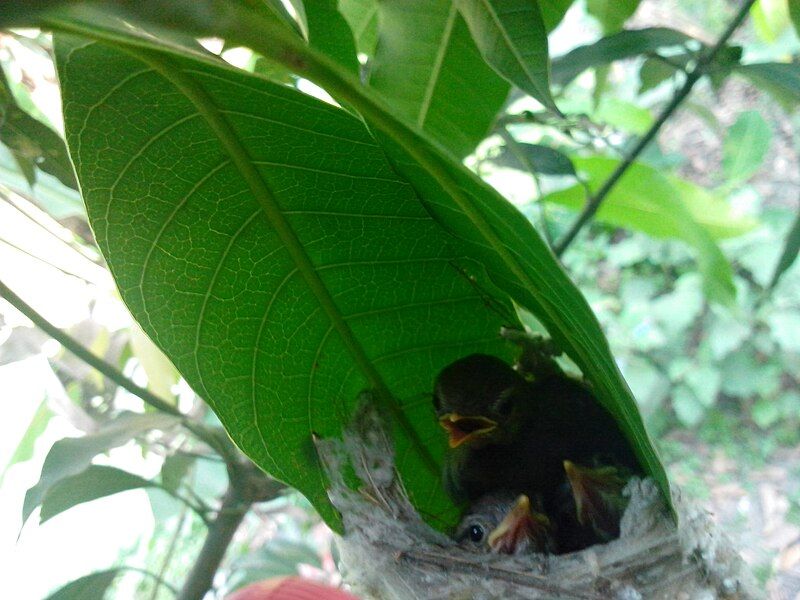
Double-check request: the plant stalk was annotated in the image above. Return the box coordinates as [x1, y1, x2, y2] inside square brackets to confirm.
[175, 486, 250, 600]
[553, 0, 758, 256]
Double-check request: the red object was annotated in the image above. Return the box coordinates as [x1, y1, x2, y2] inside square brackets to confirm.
[226, 577, 359, 600]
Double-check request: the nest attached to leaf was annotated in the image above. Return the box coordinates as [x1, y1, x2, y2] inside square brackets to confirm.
[314, 400, 761, 600]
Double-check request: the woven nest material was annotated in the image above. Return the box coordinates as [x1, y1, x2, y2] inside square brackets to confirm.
[314, 401, 762, 600]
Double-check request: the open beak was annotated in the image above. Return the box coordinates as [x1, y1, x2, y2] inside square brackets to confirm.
[438, 413, 497, 448]
[488, 495, 552, 555]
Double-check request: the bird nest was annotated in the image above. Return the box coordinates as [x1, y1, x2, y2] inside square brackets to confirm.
[314, 400, 761, 600]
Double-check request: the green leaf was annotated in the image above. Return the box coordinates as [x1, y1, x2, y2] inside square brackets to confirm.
[638, 57, 677, 94]
[495, 141, 577, 176]
[722, 110, 772, 186]
[551, 27, 693, 88]
[586, 0, 640, 33]
[45, 569, 120, 600]
[751, 0, 790, 43]
[160, 452, 194, 493]
[369, 0, 509, 157]
[456, 0, 559, 113]
[0, 64, 77, 189]
[672, 385, 705, 428]
[539, 0, 574, 31]
[228, 538, 322, 588]
[767, 208, 800, 293]
[542, 156, 738, 305]
[305, 0, 359, 74]
[39, 465, 153, 523]
[23, 413, 176, 524]
[36, 3, 671, 520]
[338, 0, 379, 56]
[736, 62, 800, 112]
[0, 397, 53, 484]
[56, 34, 511, 531]
[792, 0, 800, 37]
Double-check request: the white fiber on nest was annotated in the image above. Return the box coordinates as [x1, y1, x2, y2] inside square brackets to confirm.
[315, 401, 762, 600]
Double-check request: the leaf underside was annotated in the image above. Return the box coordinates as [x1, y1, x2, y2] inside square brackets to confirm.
[56, 35, 512, 530]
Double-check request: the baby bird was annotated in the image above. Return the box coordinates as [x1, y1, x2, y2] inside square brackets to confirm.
[454, 491, 556, 555]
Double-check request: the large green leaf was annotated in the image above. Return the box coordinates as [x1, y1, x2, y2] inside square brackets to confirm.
[304, 0, 359, 75]
[338, 0, 379, 56]
[792, 0, 800, 37]
[28, 2, 670, 521]
[369, 0, 509, 157]
[542, 156, 740, 305]
[39, 465, 154, 523]
[55, 34, 511, 530]
[722, 110, 772, 187]
[456, 0, 558, 112]
[539, 0, 573, 31]
[551, 28, 693, 88]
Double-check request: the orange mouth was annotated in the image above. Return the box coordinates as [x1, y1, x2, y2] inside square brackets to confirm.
[488, 495, 551, 554]
[438, 413, 497, 448]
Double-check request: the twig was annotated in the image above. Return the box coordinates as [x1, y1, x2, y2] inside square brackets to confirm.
[148, 505, 188, 600]
[393, 546, 602, 600]
[554, 0, 758, 256]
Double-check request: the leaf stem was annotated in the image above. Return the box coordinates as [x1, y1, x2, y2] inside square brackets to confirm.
[553, 0, 758, 256]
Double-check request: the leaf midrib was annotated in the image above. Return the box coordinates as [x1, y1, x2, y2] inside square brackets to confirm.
[130, 48, 438, 478]
[416, 2, 458, 129]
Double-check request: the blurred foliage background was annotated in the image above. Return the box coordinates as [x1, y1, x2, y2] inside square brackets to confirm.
[0, 0, 798, 598]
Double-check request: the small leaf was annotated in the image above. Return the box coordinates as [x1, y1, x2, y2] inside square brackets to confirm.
[672, 386, 705, 428]
[0, 64, 77, 189]
[160, 453, 195, 493]
[752, 397, 781, 429]
[39, 465, 153, 523]
[722, 111, 772, 186]
[638, 57, 678, 94]
[44, 569, 120, 600]
[551, 27, 693, 88]
[0, 397, 53, 483]
[457, 0, 559, 112]
[736, 62, 800, 112]
[792, 0, 800, 37]
[495, 142, 576, 176]
[23, 413, 177, 524]
[750, 0, 790, 44]
[586, 0, 640, 33]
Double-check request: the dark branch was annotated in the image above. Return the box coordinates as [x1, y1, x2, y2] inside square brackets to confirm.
[554, 0, 758, 256]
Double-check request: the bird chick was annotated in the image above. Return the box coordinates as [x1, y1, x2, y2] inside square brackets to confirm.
[563, 460, 629, 543]
[454, 491, 556, 555]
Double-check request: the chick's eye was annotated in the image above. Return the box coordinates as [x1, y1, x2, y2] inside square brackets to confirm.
[468, 524, 485, 543]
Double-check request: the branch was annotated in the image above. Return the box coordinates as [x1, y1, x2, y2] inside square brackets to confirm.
[553, 0, 758, 256]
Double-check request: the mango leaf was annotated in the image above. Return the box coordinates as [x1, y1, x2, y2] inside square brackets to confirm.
[23, 412, 177, 524]
[722, 110, 772, 187]
[45, 569, 121, 600]
[369, 0, 509, 157]
[542, 156, 739, 305]
[456, 0, 559, 113]
[28, 2, 670, 522]
[39, 465, 154, 524]
[586, 0, 640, 32]
[551, 27, 693, 88]
[55, 34, 511, 531]
[338, 0, 379, 56]
[735, 62, 800, 112]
